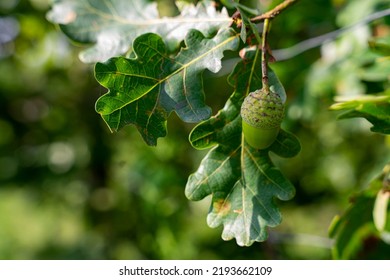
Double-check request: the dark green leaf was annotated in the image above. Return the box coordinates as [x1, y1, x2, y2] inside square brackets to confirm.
[186, 48, 300, 246]
[220, 0, 238, 9]
[47, 0, 232, 62]
[235, 3, 259, 16]
[95, 29, 239, 145]
[236, 5, 261, 44]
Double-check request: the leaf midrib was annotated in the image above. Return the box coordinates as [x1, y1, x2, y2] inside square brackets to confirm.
[102, 33, 239, 114]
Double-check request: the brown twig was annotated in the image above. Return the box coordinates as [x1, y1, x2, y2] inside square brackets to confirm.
[251, 0, 298, 23]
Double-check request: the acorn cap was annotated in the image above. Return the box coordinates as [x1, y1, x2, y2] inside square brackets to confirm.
[240, 88, 285, 129]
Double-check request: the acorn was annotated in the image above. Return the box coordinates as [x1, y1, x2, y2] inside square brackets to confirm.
[240, 88, 285, 149]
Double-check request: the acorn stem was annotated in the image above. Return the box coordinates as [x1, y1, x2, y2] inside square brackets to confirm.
[261, 18, 271, 94]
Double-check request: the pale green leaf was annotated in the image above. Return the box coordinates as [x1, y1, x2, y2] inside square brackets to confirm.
[47, 0, 232, 62]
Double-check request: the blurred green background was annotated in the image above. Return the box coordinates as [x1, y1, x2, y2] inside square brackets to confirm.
[0, 0, 389, 259]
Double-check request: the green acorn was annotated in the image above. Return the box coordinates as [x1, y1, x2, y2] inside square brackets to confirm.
[240, 88, 285, 149]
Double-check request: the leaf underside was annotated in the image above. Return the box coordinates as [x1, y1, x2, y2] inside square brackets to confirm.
[185, 49, 300, 246]
[47, 0, 232, 63]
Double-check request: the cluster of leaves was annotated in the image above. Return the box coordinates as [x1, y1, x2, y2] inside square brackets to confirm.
[47, 0, 390, 252]
[47, 0, 301, 246]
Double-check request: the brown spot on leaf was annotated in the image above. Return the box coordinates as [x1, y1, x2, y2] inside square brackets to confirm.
[213, 199, 230, 216]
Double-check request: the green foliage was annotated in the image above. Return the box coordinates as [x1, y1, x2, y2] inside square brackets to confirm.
[1, 0, 390, 259]
[324, 1, 390, 258]
[44, 0, 390, 248]
[47, 0, 301, 245]
[46, 0, 304, 246]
